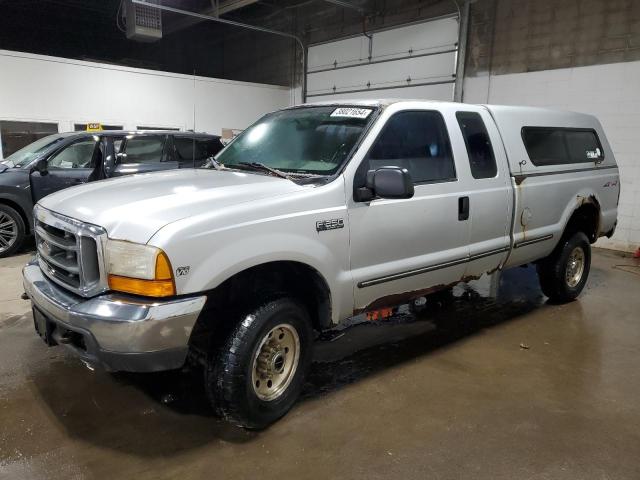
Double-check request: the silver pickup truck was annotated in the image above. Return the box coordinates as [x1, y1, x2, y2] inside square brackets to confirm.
[23, 100, 620, 428]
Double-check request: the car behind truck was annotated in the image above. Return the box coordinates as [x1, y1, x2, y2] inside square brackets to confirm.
[0, 130, 223, 257]
[23, 100, 619, 428]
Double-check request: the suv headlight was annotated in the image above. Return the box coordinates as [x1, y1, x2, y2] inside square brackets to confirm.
[105, 240, 176, 297]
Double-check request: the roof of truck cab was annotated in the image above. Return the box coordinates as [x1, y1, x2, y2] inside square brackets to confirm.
[300, 99, 597, 119]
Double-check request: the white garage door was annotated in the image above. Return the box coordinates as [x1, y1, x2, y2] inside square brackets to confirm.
[306, 16, 459, 102]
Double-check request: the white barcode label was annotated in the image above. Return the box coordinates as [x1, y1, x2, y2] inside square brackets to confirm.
[330, 107, 372, 119]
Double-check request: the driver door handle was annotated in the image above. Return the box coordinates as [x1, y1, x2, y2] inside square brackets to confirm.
[458, 196, 470, 221]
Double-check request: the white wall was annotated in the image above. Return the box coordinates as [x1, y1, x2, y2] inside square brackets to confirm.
[0, 49, 291, 151]
[306, 17, 458, 102]
[464, 61, 640, 253]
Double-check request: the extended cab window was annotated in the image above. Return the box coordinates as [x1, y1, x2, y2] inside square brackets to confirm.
[366, 111, 455, 183]
[456, 112, 497, 179]
[173, 137, 224, 167]
[48, 138, 98, 169]
[122, 136, 166, 163]
[522, 128, 603, 166]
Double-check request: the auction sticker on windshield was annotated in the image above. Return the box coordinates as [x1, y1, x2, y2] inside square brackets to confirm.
[330, 107, 372, 119]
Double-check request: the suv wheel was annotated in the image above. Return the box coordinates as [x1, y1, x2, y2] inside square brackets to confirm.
[0, 204, 26, 258]
[537, 231, 591, 302]
[205, 298, 313, 429]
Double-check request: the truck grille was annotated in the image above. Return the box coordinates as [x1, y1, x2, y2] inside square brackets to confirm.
[34, 206, 108, 297]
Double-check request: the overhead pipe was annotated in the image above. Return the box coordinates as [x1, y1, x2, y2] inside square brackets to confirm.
[322, 0, 368, 15]
[452, 0, 470, 102]
[362, 16, 373, 61]
[132, 0, 307, 103]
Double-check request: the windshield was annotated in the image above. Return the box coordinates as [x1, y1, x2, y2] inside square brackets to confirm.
[3, 134, 66, 168]
[215, 106, 376, 176]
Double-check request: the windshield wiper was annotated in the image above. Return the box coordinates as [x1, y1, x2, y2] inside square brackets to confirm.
[236, 162, 291, 180]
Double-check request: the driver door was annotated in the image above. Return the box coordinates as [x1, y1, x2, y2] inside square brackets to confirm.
[348, 109, 471, 311]
[30, 137, 100, 203]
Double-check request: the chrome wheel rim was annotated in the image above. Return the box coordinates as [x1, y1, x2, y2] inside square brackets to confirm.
[0, 212, 18, 254]
[565, 246, 585, 288]
[251, 323, 300, 402]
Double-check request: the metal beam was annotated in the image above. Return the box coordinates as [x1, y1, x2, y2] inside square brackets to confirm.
[163, 0, 259, 33]
[165, 0, 259, 33]
[322, 0, 367, 15]
[132, 0, 306, 103]
[216, 0, 260, 15]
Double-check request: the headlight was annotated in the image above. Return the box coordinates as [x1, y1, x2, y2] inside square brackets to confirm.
[105, 240, 175, 297]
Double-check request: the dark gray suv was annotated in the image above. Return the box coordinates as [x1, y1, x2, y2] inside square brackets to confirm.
[0, 130, 223, 257]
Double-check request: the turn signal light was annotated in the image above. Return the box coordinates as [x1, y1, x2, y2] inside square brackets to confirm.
[108, 251, 176, 297]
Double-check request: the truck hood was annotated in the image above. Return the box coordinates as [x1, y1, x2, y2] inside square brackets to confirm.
[39, 169, 305, 244]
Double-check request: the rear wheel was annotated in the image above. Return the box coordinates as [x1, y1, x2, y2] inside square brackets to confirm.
[205, 297, 313, 429]
[0, 204, 26, 258]
[537, 231, 591, 302]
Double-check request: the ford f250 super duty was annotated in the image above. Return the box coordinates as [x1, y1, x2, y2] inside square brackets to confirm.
[23, 100, 620, 429]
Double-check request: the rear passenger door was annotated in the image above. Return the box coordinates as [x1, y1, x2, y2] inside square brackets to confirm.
[349, 109, 471, 311]
[113, 134, 175, 176]
[454, 109, 512, 278]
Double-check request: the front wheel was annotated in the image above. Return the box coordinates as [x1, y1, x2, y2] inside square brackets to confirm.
[205, 298, 313, 429]
[537, 231, 591, 303]
[0, 204, 26, 258]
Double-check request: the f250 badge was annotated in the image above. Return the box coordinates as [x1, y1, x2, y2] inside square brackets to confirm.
[176, 266, 190, 276]
[316, 218, 344, 232]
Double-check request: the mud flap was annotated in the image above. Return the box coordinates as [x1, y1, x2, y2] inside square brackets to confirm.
[489, 270, 502, 299]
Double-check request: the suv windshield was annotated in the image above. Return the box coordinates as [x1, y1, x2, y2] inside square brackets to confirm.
[3, 134, 66, 168]
[215, 106, 376, 176]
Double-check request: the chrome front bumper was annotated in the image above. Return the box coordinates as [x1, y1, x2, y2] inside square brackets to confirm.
[23, 261, 206, 372]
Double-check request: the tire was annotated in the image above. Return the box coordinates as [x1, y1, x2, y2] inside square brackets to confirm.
[536, 231, 591, 303]
[0, 204, 26, 258]
[205, 297, 313, 429]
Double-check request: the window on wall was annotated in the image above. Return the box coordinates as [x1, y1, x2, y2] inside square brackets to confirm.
[366, 110, 455, 184]
[0, 121, 59, 158]
[74, 124, 123, 132]
[456, 112, 497, 179]
[522, 128, 603, 166]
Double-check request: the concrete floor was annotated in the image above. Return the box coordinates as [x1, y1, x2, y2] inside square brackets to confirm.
[1, 248, 639, 479]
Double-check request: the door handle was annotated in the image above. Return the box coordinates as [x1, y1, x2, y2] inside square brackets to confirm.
[458, 196, 470, 221]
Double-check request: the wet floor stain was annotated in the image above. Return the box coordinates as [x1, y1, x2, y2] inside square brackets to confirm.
[1, 249, 640, 480]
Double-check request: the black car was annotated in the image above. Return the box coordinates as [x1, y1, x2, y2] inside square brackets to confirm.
[0, 130, 224, 257]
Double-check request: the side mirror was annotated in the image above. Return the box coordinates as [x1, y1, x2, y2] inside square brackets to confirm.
[363, 167, 414, 200]
[34, 158, 48, 176]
